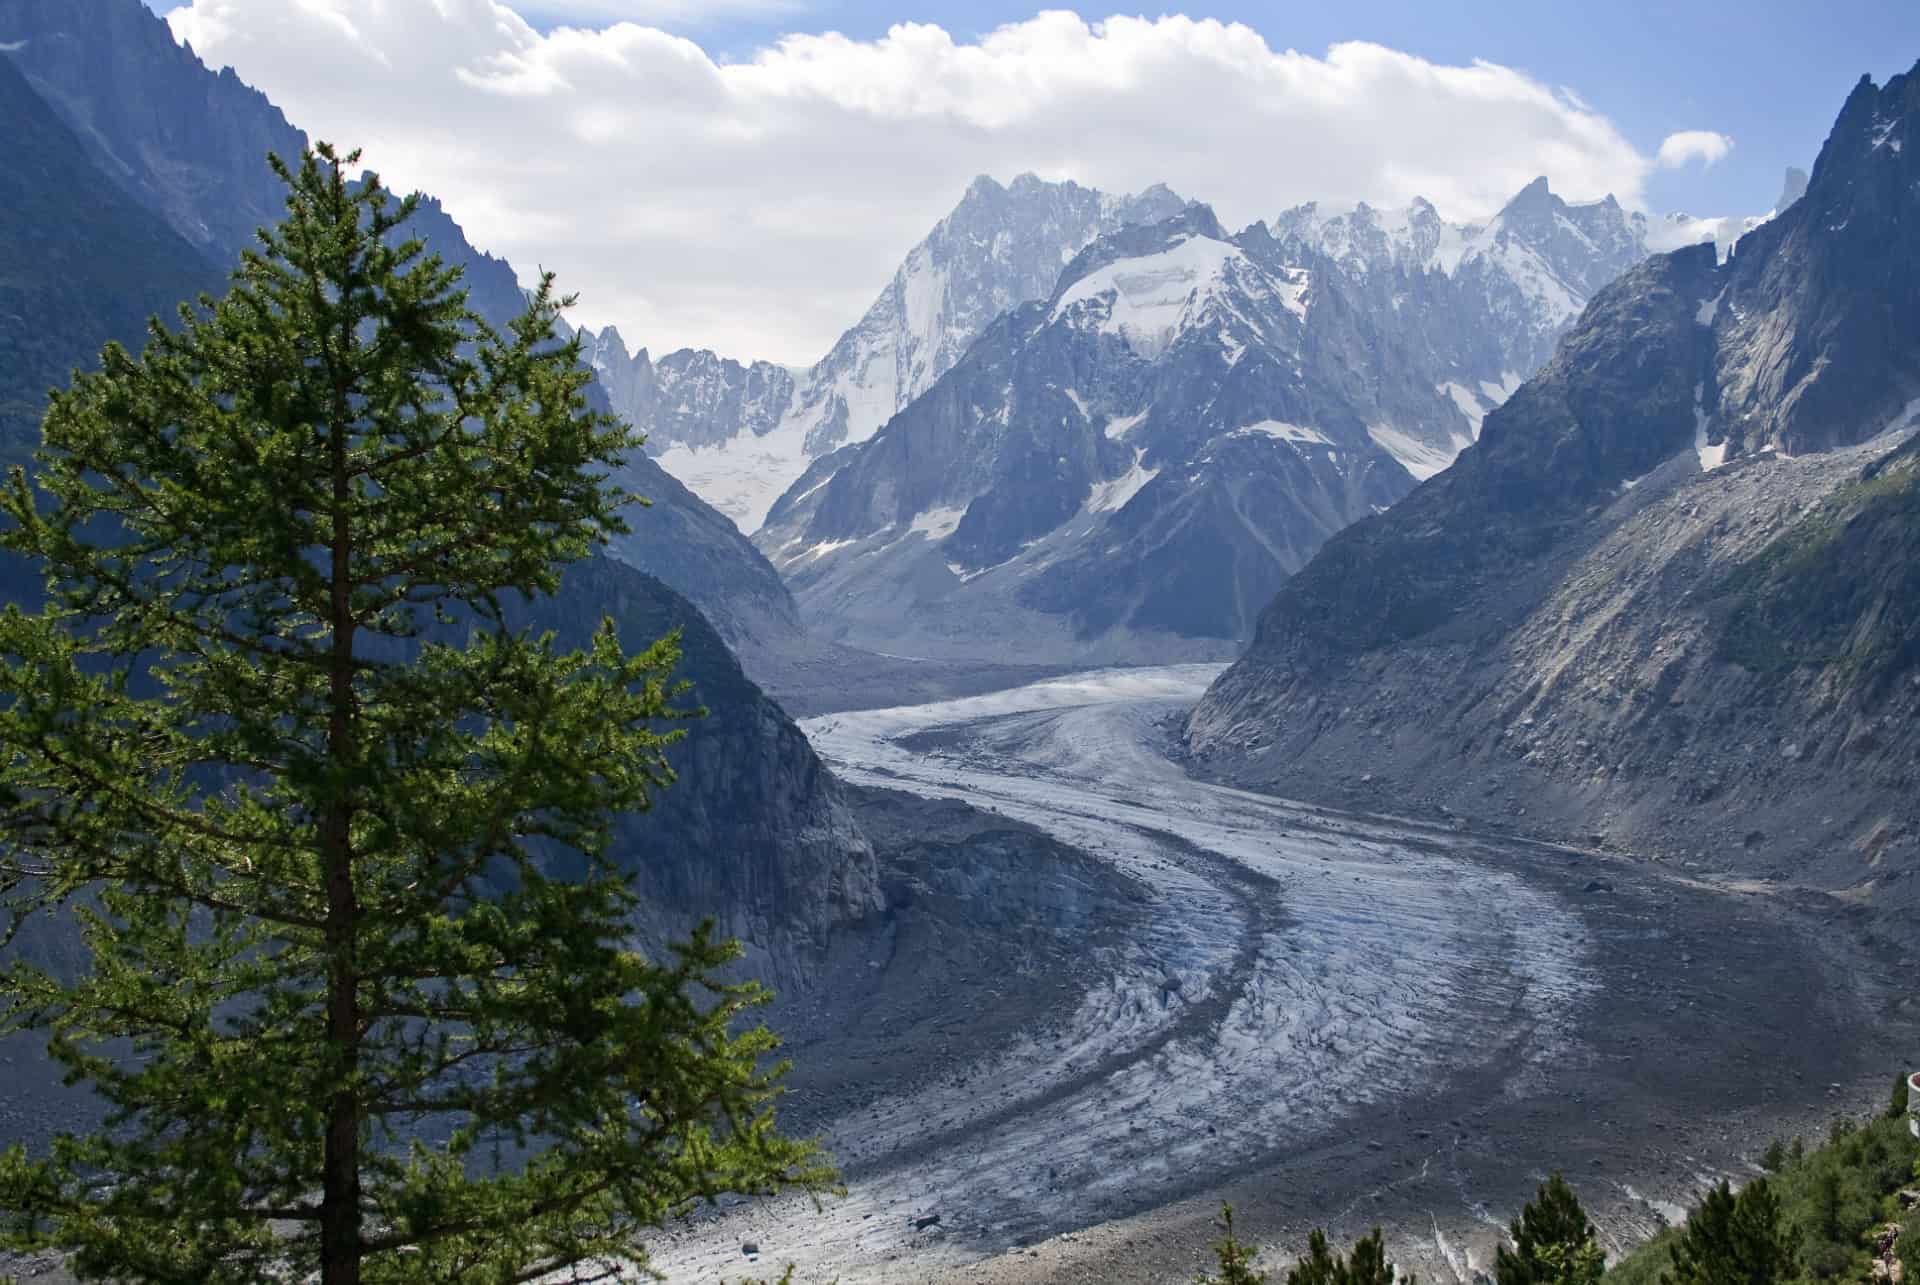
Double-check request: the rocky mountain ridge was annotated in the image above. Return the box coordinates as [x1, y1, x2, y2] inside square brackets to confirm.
[0, 51, 220, 472]
[1187, 60, 1920, 946]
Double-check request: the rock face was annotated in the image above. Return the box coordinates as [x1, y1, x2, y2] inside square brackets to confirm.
[1712, 70, 1920, 457]
[513, 558, 881, 982]
[593, 174, 1189, 531]
[577, 334, 798, 453]
[1188, 60, 1920, 941]
[751, 179, 1660, 662]
[790, 175, 1191, 456]
[0, 0, 305, 260]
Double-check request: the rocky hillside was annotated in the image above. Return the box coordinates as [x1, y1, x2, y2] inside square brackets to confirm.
[751, 178, 1664, 664]
[591, 174, 1189, 531]
[1188, 60, 1920, 946]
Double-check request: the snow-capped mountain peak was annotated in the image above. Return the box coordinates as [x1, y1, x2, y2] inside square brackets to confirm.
[591, 173, 1189, 532]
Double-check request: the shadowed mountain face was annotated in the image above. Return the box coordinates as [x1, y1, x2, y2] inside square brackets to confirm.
[0, 0, 305, 260]
[1710, 69, 1920, 457]
[748, 177, 1660, 663]
[1188, 60, 1920, 946]
[0, 53, 220, 470]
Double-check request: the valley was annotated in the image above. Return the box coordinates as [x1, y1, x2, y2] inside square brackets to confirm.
[2, 7, 1916, 1283]
[647, 668, 1910, 1284]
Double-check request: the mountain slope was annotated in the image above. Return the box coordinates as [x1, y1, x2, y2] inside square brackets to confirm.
[515, 558, 880, 979]
[753, 178, 1662, 663]
[0, 0, 305, 260]
[1188, 61, 1920, 939]
[0, 51, 220, 469]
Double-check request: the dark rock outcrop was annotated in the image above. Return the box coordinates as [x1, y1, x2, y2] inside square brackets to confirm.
[1712, 68, 1920, 457]
[514, 558, 880, 978]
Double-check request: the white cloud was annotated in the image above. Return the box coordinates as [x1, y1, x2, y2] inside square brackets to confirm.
[169, 2, 1667, 365]
[510, 0, 799, 26]
[1656, 129, 1734, 169]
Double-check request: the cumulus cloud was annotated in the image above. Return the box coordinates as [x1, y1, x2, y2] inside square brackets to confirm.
[170, 2, 1666, 364]
[1656, 129, 1735, 169]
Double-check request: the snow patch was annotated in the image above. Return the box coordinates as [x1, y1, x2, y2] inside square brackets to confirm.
[0, 40, 25, 52]
[1051, 235, 1243, 359]
[909, 505, 968, 541]
[788, 536, 860, 564]
[1367, 423, 1460, 481]
[655, 414, 817, 533]
[1439, 382, 1489, 435]
[1086, 449, 1158, 513]
[1235, 420, 1330, 445]
[899, 255, 948, 358]
[1062, 388, 1090, 420]
[1276, 268, 1311, 321]
[1469, 233, 1581, 327]
[944, 560, 992, 584]
[1693, 383, 1727, 471]
[1695, 290, 1724, 328]
[1480, 371, 1524, 405]
[1102, 410, 1148, 441]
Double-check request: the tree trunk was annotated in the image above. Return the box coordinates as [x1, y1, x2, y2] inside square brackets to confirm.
[320, 349, 362, 1285]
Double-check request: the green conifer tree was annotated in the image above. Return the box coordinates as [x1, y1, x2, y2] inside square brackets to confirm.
[0, 144, 826, 1284]
[1662, 1179, 1792, 1285]
[1342, 1228, 1400, 1285]
[1495, 1174, 1601, 1285]
[1197, 1203, 1270, 1285]
[1285, 1229, 1343, 1285]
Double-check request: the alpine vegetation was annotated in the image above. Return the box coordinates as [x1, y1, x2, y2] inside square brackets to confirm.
[0, 145, 826, 1284]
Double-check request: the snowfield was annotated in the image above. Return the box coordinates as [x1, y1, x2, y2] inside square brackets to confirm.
[641, 667, 1904, 1284]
